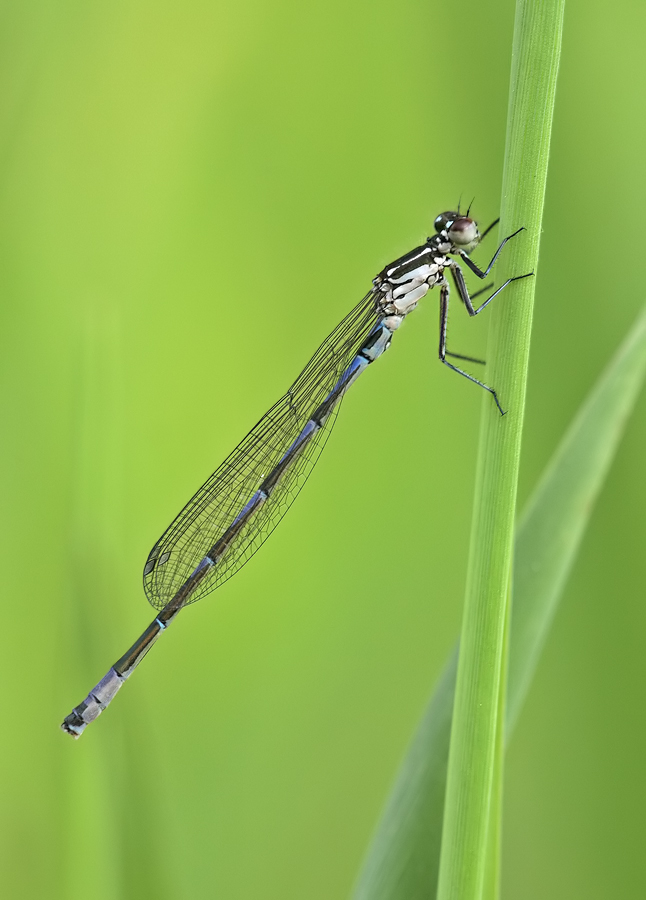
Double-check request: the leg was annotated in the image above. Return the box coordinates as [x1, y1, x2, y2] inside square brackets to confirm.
[441, 272, 486, 364]
[445, 350, 486, 365]
[479, 217, 499, 242]
[460, 227, 525, 279]
[469, 281, 493, 301]
[438, 283, 505, 416]
[451, 263, 533, 317]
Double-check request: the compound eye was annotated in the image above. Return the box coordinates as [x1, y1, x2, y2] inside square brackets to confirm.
[448, 216, 479, 247]
[434, 211, 457, 233]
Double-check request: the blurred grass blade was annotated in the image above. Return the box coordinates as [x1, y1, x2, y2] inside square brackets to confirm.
[352, 648, 459, 900]
[508, 305, 646, 732]
[352, 307, 646, 900]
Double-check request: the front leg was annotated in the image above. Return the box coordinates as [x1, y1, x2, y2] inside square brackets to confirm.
[460, 227, 525, 279]
[479, 217, 500, 242]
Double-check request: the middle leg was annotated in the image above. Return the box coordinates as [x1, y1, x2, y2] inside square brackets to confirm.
[451, 263, 533, 317]
[438, 283, 505, 415]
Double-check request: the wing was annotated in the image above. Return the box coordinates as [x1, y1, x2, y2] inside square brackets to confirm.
[143, 289, 381, 609]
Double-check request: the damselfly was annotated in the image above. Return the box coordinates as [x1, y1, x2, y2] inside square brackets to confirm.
[62, 210, 531, 737]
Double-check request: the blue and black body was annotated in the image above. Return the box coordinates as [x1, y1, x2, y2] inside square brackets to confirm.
[61, 211, 531, 737]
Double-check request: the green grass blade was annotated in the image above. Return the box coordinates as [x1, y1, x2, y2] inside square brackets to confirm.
[481, 582, 511, 900]
[351, 308, 646, 900]
[436, 3, 565, 898]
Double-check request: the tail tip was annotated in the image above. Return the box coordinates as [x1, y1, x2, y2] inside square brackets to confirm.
[61, 710, 87, 739]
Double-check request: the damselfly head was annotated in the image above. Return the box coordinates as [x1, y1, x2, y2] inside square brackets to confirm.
[433, 212, 480, 253]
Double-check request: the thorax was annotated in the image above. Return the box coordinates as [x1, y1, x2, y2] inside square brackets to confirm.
[374, 235, 452, 320]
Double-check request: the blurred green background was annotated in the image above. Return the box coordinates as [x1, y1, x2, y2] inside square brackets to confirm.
[1, 1, 645, 898]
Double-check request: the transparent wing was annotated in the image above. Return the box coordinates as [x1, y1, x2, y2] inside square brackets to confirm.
[143, 289, 381, 609]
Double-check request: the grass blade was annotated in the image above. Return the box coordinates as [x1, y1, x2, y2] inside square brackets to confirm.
[352, 308, 646, 900]
[436, 3, 565, 898]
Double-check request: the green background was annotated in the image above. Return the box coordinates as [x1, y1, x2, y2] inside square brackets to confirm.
[1, 1, 645, 898]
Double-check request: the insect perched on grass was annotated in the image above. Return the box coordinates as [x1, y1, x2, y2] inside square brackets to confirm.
[61, 210, 531, 737]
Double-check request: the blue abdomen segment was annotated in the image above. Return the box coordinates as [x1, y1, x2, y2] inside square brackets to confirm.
[360, 321, 393, 362]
